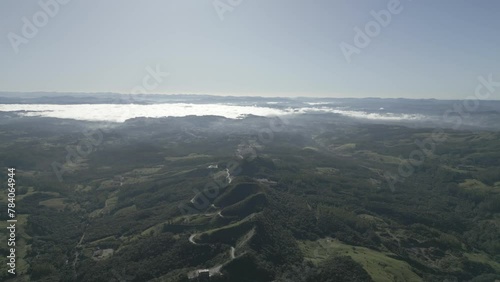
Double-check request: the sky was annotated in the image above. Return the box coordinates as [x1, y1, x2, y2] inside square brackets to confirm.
[1, 0, 499, 99]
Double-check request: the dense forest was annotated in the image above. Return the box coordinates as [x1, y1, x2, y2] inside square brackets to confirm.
[0, 113, 499, 281]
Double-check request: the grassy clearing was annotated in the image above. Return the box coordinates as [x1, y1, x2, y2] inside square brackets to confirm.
[315, 167, 339, 175]
[459, 179, 497, 192]
[299, 238, 422, 282]
[465, 252, 500, 273]
[104, 196, 118, 210]
[164, 154, 212, 161]
[87, 236, 118, 246]
[75, 185, 93, 192]
[301, 146, 320, 152]
[440, 165, 470, 174]
[333, 143, 356, 152]
[113, 204, 137, 216]
[16, 187, 35, 201]
[162, 168, 198, 178]
[140, 224, 163, 237]
[90, 195, 118, 218]
[39, 198, 67, 211]
[0, 215, 31, 275]
[129, 167, 163, 175]
[357, 151, 405, 165]
[358, 214, 388, 226]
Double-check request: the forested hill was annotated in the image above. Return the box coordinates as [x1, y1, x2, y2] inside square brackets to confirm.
[0, 114, 499, 281]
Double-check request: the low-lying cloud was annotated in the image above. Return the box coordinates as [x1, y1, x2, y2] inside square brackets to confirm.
[0, 103, 426, 122]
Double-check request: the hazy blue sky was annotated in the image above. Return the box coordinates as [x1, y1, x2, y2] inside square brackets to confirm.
[1, 0, 499, 98]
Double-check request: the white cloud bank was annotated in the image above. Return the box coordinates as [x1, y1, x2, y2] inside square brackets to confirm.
[0, 103, 425, 122]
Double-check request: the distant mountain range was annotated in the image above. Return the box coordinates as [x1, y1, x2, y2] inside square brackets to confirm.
[1, 92, 500, 130]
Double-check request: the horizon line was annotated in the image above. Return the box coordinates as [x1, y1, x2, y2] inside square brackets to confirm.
[1, 91, 499, 101]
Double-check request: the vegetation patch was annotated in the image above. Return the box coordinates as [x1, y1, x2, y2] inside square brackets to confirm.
[300, 238, 422, 282]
